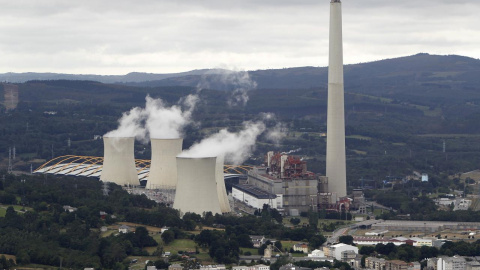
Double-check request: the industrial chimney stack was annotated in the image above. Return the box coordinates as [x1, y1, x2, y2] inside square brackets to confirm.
[326, 0, 347, 198]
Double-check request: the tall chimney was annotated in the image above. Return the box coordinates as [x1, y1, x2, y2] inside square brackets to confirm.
[326, 0, 347, 198]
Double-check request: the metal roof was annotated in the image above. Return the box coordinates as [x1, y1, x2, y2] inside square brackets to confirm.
[34, 155, 252, 181]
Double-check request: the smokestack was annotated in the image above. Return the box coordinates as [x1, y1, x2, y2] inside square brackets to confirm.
[326, 0, 347, 198]
[147, 138, 183, 189]
[100, 136, 139, 186]
[267, 151, 274, 167]
[173, 157, 223, 215]
[216, 156, 231, 213]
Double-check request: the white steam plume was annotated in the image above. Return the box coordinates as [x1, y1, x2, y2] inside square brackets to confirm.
[145, 94, 198, 139]
[179, 120, 266, 164]
[197, 68, 257, 106]
[104, 94, 198, 142]
[104, 107, 146, 141]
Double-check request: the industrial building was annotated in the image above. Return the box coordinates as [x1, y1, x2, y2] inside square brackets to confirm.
[246, 151, 319, 215]
[232, 184, 278, 209]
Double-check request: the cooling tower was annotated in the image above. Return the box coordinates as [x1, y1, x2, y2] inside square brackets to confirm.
[147, 138, 183, 189]
[215, 156, 231, 213]
[100, 136, 139, 186]
[326, 0, 347, 198]
[173, 157, 222, 215]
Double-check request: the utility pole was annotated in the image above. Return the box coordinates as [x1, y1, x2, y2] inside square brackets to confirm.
[8, 147, 12, 173]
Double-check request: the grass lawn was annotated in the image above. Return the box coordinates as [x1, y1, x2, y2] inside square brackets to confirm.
[0, 204, 33, 217]
[164, 239, 197, 253]
[240, 247, 259, 255]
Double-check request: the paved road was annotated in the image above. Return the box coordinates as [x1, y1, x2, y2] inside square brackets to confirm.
[326, 219, 381, 244]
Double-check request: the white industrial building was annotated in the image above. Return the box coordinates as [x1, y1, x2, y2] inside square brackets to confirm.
[147, 138, 183, 189]
[232, 184, 277, 209]
[100, 136, 139, 186]
[173, 157, 230, 216]
[324, 243, 358, 261]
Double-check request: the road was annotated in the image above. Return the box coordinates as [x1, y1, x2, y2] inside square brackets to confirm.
[326, 219, 381, 244]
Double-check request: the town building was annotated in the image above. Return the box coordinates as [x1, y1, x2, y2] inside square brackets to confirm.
[293, 243, 309, 253]
[325, 243, 358, 260]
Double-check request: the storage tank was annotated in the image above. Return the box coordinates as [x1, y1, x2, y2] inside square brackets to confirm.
[100, 136, 139, 186]
[173, 157, 222, 215]
[215, 155, 231, 213]
[147, 138, 183, 189]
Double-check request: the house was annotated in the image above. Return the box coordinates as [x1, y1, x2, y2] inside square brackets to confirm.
[365, 257, 387, 270]
[100, 211, 108, 219]
[250, 235, 266, 248]
[118, 224, 132, 233]
[308, 249, 325, 258]
[386, 260, 409, 270]
[199, 265, 226, 270]
[63, 205, 77, 213]
[161, 227, 169, 234]
[279, 264, 311, 270]
[169, 264, 183, 270]
[293, 243, 309, 253]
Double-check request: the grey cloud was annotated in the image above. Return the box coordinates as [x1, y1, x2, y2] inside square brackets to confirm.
[0, 0, 479, 74]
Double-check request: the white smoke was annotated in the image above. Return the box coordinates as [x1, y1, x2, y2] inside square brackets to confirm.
[259, 112, 288, 145]
[197, 68, 257, 106]
[104, 94, 198, 142]
[145, 94, 198, 139]
[179, 120, 266, 164]
[104, 106, 146, 140]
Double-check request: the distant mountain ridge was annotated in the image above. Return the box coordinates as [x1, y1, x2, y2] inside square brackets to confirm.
[2, 54, 480, 103]
[0, 69, 226, 84]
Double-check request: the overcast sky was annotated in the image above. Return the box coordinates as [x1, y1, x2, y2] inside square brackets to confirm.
[1, 0, 479, 75]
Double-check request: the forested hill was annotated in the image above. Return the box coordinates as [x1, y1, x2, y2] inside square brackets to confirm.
[2, 54, 480, 104]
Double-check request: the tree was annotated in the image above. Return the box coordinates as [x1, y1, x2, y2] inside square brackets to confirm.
[161, 230, 175, 245]
[338, 235, 354, 245]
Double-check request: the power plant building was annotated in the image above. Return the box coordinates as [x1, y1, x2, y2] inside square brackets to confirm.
[246, 152, 318, 215]
[232, 184, 278, 209]
[147, 138, 183, 189]
[100, 136, 139, 186]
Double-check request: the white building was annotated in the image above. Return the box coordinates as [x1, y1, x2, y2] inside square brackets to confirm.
[410, 237, 433, 247]
[200, 265, 226, 270]
[308, 249, 325, 258]
[327, 243, 358, 260]
[437, 256, 466, 270]
[232, 184, 277, 209]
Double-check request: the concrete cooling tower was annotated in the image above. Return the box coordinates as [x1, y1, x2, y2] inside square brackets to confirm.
[216, 156, 231, 213]
[147, 138, 183, 190]
[100, 136, 139, 186]
[173, 157, 223, 215]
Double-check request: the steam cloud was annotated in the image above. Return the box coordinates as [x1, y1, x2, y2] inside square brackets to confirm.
[180, 113, 287, 164]
[104, 95, 198, 142]
[104, 107, 147, 140]
[197, 68, 257, 106]
[179, 120, 266, 164]
[145, 94, 198, 139]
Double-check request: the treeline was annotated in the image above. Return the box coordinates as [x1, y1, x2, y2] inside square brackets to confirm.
[360, 240, 480, 263]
